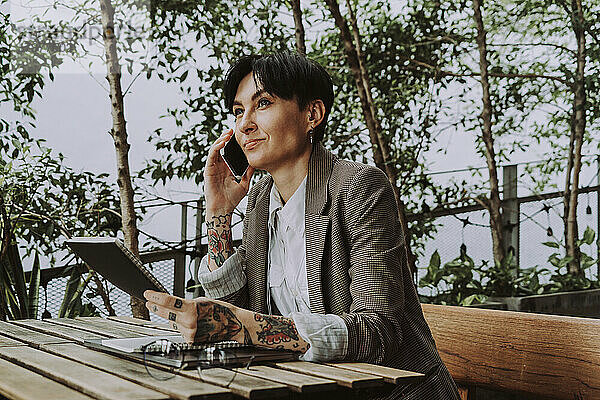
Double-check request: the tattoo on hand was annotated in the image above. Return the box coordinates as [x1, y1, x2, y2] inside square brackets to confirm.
[194, 302, 242, 343]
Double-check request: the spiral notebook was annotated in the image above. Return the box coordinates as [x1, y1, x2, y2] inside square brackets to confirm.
[66, 237, 167, 300]
[84, 336, 298, 368]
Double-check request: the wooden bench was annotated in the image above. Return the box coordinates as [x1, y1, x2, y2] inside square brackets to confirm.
[422, 304, 600, 399]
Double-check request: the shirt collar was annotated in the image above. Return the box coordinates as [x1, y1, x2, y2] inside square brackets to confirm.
[269, 177, 307, 232]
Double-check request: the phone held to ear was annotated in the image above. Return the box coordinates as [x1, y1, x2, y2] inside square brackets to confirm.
[220, 135, 249, 182]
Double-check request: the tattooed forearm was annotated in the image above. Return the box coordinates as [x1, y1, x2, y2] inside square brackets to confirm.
[242, 327, 253, 345]
[190, 300, 310, 354]
[206, 213, 234, 270]
[194, 302, 242, 343]
[254, 314, 300, 345]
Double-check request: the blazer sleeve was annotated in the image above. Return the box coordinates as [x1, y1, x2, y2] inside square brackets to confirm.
[339, 166, 407, 364]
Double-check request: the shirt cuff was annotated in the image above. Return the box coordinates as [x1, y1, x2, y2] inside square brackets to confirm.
[290, 312, 348, 362]
[197, 252, 246, 299]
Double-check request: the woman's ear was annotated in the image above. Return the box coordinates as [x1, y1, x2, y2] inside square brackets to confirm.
[307, 99, 326, 129]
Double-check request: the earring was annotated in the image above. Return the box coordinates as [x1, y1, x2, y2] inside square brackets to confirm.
[308, 129, 314, 143]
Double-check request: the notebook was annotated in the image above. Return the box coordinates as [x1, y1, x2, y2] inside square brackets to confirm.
[65, 237, 167, 300]
[93, 335, 242, 353]
[84, 336, 298, 368]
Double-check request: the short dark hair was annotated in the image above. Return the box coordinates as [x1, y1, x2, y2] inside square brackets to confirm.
[224, 52, 334, 142]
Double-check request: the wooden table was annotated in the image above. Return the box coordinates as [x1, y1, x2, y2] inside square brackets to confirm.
[0, 316, 424, 400]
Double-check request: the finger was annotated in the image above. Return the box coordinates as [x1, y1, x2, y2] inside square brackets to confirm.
[147, 301, 197, 328]
[169, 320, 196, 342]
[206, 134, 233, 165]
[146, 301, 184, 324]
[211, 130, 234, 150]
[143, 290, 179, 307]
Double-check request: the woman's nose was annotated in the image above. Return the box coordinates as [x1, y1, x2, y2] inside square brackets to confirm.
[238, 110, 257, 134]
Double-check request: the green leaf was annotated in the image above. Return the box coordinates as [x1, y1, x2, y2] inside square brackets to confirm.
[582, 227, 595, 245]
[428, 250, 440, 271]
[59, 269, 81, 318]
[558, 256, 574, 268]
[542, 241, 559, 248]
[27, 252, 41, 319]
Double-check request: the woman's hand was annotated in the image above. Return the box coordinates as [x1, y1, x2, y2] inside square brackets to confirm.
[204, 129, 255, 215]
[144, 290, 309, 353]
[144, 290, 245, 344]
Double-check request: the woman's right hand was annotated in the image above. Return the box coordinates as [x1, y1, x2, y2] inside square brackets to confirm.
[203, 129, 255, 215]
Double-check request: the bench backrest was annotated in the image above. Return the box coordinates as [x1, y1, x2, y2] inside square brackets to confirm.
[421, 304, 600, 399]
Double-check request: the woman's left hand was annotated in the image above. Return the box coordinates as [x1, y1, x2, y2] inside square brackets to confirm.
[144, 290, 244, 344]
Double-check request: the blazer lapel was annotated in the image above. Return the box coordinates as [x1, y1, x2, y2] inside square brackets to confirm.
[305, 144, 335, 314]
[244, 178, 272, 314]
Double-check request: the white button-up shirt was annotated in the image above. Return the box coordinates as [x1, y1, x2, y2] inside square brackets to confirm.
[198, 178, 348, 362]
[267, 178, 311, 315]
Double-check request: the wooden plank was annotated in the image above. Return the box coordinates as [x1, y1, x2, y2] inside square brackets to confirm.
[42, 343, 231, 400]
[77, 316, 177, 336]
[0, 334, 26, 347]
[234, 364, 337, 393]
[107, 315, 178, 332]
[325, 362, 425, 385]
[45, 317, 146, 338]
[422, 303, 600, 399]
[275, 361, 384, 389]
[12, 319, 110, 343]
[0, 357, 95, 400]
[178, 367, 289, 399]
[0, 321, 71, 347]
[0, 346, 168, 400]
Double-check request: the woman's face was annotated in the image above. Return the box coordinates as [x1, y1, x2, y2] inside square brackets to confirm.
[232, 73, 312, 173]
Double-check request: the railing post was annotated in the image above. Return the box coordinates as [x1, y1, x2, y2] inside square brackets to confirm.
[502, 164, 520, 271]
[193, 199, 205, 298]
[173, 203, 187, 297]
[597, 156, 599, 278]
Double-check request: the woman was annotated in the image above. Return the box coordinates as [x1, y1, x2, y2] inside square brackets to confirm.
[145, 52, 460, 399]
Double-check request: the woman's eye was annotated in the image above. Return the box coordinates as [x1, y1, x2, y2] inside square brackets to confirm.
[258, 98, 271, 108]
[233, 108, 243, 117]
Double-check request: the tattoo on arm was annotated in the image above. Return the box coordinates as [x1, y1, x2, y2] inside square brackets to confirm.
[194, 302, 242, 343]
[254, 314, 300, 345]
[242, 327, 253, 345]
[207, 213, 234, 268]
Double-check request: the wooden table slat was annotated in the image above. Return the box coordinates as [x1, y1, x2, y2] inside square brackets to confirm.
[0, 346, 169, 400]
[275, 361, 384, 389]
[0, 357, 95, 400]
[77, 316, 177, 336]
[107, 315, 178, 332]
[44, 317, 147, 338]
[11, 319, 110, 343]
[178, 367, 289, 399]
[326, 362, 425, 385]
[234, 364, 338, 393]
[0, 334, 27, 347]
[0, 321, 71, 347]
[42, 343, 231, 400]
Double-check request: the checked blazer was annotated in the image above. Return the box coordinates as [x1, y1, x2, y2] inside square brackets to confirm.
[220, 143, 460, 399]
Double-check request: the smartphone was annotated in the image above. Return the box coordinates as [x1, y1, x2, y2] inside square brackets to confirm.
[220, 135, 249, 182]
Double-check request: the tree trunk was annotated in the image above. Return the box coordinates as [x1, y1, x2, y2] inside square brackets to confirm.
[0, 199, 11, 320]
[324, 0, 416, 276]
[565, 0, 586, 275]
[472, 0, 505, 265]
[99, 0, 148, 319]
[290, 0, 306, 55]
[92, 272, 116, 316]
